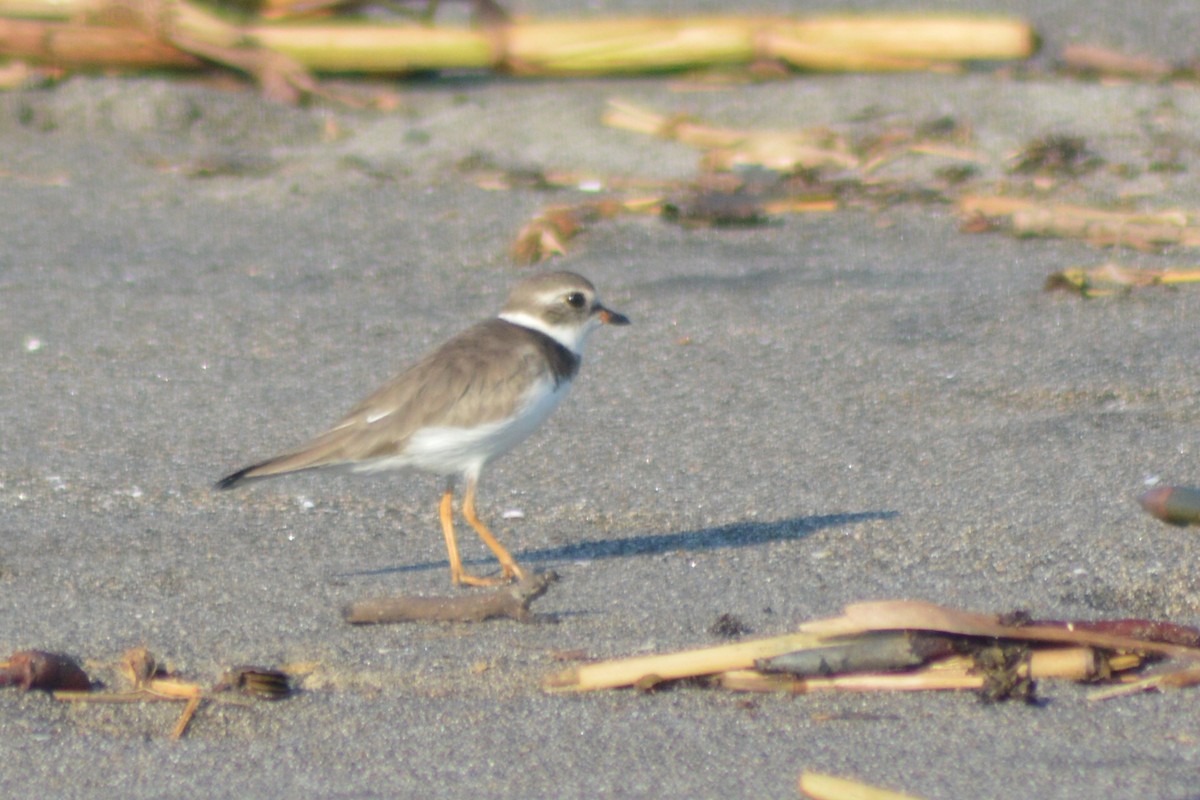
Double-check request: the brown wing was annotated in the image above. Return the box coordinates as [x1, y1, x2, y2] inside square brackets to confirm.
[217, 320, 567, 486]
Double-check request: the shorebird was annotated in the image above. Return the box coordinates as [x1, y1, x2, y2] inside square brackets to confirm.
[217, 271, 629, 586]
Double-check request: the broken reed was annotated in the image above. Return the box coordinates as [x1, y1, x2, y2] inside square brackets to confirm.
[960, 195, 1200, 251]
[547, 600, 1200, 693]
[0, 3, 1036, 74]
[799, 771, 926, 800]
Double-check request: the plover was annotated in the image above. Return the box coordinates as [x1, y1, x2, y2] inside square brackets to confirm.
[216, 271, 629, 586]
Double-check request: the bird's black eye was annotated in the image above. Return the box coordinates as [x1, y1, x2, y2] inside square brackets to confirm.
[565, 292, 586, 309]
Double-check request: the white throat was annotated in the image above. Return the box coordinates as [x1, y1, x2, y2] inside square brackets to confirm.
[499, 310, 594, 355]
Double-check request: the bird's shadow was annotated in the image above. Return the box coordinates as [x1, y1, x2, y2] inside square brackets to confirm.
[339, 510, 898, 579]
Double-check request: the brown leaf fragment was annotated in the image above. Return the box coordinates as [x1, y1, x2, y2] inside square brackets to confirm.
[0, 650, 91, 692]
[510, 202, 624, 264]
[510, 211, 575, 264]
[121, 647, 159, 689]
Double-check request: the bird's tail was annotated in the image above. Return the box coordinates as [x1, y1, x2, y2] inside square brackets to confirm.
[214, 460, 277, 490]
[214, 429, 362, 490]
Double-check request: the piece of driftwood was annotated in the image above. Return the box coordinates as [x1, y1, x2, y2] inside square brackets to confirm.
[344, 570, 558, 624]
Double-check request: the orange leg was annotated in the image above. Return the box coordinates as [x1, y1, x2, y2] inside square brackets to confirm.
[438, 479, 524, 586]
[462, 477, 526, 584]
[438, 481, 472, 585]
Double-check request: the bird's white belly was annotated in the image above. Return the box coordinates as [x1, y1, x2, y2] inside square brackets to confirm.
[353, 375, 570, 478]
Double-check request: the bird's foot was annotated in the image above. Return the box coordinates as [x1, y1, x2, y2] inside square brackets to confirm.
[451, 562, 526, 588]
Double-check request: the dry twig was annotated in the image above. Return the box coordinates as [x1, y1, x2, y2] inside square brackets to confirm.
[53, 647, 291, 739]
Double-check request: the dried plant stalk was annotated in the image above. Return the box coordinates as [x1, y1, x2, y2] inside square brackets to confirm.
[777, 16, 1035, 62]
[768, 15, 1034, 73]
[959, 196, 1200, 251]
[718, 667, 985, 693]
[1045, 263, 1200, 297]
[719, 647, 1115, 693]
[800, 771, 926, 800]
[251, 25, 493, 72]
[501, 18, 757, 75]
[544, 630, 835, 691]
[1013, 207, 1199, 250]
[0, 4, 1035, 77]
[549, 600, 1200, 692]
[604, 100, 858, 171]
[1089, 664, 1200, 701]
[276, 14, 1035, 75]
